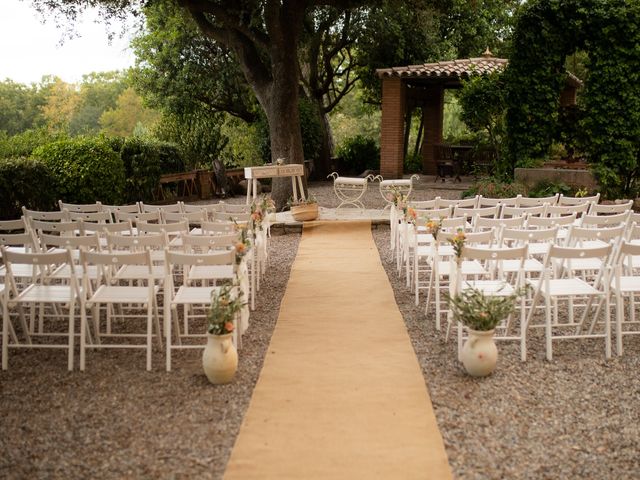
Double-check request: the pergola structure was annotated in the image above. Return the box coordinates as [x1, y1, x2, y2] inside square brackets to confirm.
[376, 51, 581, 178]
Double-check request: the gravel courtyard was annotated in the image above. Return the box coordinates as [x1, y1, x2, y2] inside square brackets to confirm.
[1, 179, 639, 479]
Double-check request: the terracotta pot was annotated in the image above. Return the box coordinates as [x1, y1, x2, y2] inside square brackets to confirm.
[202, 333, 238, 384]
[461, 329, 498, 377]
[291, 203, 318, 221]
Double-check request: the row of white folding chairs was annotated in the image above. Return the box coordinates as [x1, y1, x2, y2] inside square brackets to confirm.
[0, 221, 265, 312]
[22, 205, 254, 227]
[58, 200, 252, 215]
[431, 236, 639, 362]
[414, 218, 634, 310]
[396, 204, 634, 286]
[402, 192, 601, 211]
[1, 245, 247, 372]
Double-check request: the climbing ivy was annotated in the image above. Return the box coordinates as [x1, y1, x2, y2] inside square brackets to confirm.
[504, 0, 640, 199]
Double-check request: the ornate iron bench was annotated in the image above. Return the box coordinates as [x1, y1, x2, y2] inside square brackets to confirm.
[374, 174, 419, 209]
[327, 172, 375, 210]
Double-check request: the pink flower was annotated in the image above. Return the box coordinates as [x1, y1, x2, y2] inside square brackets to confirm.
[224, 322, 234, 332]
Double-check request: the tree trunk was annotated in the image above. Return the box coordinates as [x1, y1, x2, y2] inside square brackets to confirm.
[312, 103, 335, 180]
[256, 62, 305, 209]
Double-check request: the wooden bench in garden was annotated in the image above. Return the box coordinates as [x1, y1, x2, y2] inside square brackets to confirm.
[153, 172, 198, 201]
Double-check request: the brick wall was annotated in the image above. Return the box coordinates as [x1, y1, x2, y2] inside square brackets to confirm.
[380, 77, 405, 179]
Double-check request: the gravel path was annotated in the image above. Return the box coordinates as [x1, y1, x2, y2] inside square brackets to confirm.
[2, 180, 639, 479]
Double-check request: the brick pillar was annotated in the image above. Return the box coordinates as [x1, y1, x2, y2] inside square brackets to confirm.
[421, 86, 444, 175]
[380, 77, 405, 179]
[559, 86, 577, 107]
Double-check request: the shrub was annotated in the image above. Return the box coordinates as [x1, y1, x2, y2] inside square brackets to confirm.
[32, 137, 125, 205]
[462, 176, 527, 199]
[528, 179, 572, 198]
[0, 128, 67, 159]
[120, 137, 185, 202]
[0, 157, 58, 219]
[404, 152, 422, 173]
[335, 135, 380, 175]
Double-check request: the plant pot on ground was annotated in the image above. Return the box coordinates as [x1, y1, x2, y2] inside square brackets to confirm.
[446, 285, 524, 377]
[288, 195, 319, 221]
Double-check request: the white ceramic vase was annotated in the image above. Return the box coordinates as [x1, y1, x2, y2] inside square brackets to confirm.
[202, 333, 238, 384]
[461, 329, 498, 377]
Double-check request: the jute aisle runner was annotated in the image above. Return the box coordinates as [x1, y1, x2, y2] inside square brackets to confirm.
[224, 221, 452, 479]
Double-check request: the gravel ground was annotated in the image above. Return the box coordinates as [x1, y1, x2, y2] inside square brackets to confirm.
[2, 179, 638, 479]
[0, 233, 299, 479]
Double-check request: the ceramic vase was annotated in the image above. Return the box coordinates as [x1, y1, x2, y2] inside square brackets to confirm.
[202, 333, 238, 384]
[461, 329, 498, 377]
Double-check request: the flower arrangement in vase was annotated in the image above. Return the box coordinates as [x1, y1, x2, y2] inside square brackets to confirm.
[446, 283, 525, 377]
[203, 285, 244, 384]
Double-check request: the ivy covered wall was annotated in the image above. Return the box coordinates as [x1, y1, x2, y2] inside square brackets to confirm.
[505, 0, 640, 198]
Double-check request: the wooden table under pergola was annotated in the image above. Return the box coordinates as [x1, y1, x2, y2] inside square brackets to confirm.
[376, 50, 581, 179]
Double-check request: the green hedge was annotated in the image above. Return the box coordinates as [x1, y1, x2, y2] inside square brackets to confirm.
[336, 135, 380, 175]
[119, 138, 184, 202]
[0, 157, 58, 220]
[32, 137, 126, 205]
[0, 128, 67, 159]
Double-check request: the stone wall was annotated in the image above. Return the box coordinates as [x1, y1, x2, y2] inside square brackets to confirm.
[514, 167, 598, 190]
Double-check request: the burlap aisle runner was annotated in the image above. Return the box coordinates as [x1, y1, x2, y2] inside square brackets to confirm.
[224, 221, 452, 479]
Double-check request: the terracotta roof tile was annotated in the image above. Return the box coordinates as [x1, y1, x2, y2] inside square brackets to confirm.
[376, 56, 582, 86]
[377, 57, 508, 79]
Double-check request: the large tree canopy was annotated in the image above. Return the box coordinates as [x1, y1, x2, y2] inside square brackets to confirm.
[30, 0, 519, 204]
[32, 0, 368, 205]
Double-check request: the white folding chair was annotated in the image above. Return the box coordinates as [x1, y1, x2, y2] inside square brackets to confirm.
[588, 200, 633, 215]
[114, 210, 162, 225]
[500, 227, 559, 277]
[501, 203, 548, 219]
[162, 210, 206, 228]
[453, 205, 500, 228]
[516, 194, 558, 207]
[59, 200, 103, 213]
[474, 215, 526, 232]
[437, 196, 478, 209]
[545, 203, 590, 218]
[412, 216, 467, 304]
[219, 203, 252, 214]
[163, 249, 238, 371]
[22, 207, 70, 222]
[452, 244, 529, 361]
[525, 244, 613, 360]
[200, 220, 237, 236]
[0, 218, 29, 237]
[2, 248, 81, 370]
[140, 202, 182, 214]
[67, 210, 113, 226]
[79, 250, 161, 371]
[558, 193, 600, 206]
[610, 241, 640, 355]
[426, 230, 494, 330]
[477, 195, 519, 207]
[102, 203, 141, 223]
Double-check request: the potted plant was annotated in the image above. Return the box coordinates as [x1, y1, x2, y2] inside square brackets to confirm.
[288, 195, 319, 221]
[446, 286, 523, 377]
[202, 285, 244, 384]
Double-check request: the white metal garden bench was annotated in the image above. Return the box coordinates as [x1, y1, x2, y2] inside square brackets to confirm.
[327, 172, 375, 210]
[374, 174, 419, 210]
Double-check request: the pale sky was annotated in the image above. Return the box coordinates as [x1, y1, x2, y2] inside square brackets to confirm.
[0, 0, 137, 85]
